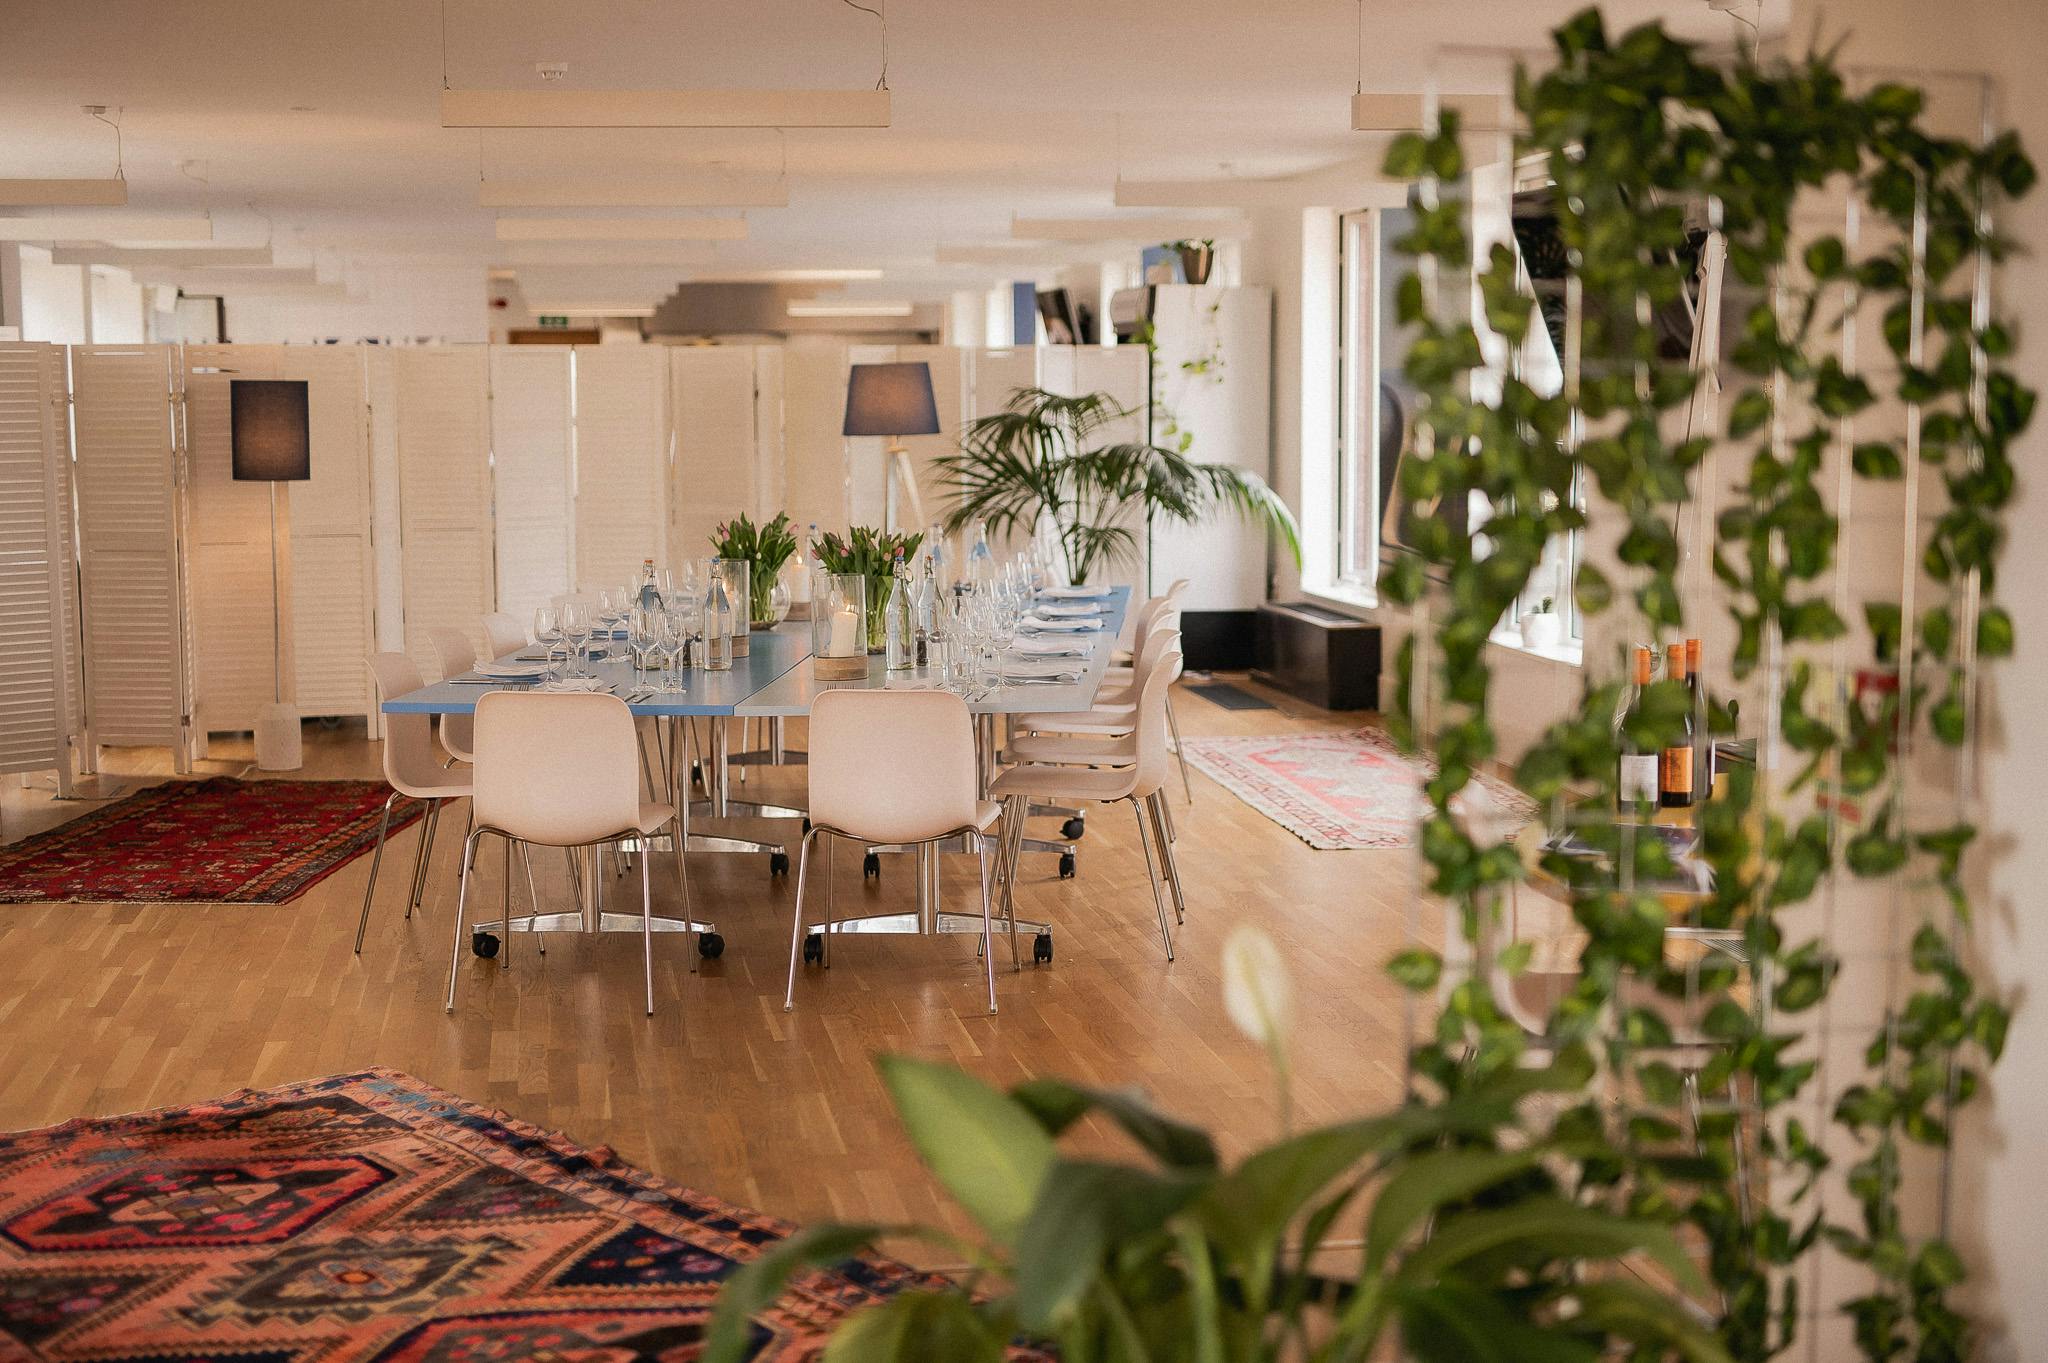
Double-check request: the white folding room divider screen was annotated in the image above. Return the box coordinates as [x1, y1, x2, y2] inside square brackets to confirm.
[670, 345, 770, 566]
[488, 347, 573, 630]
[69, 344, 192, 767]
[572, 346, 670, 592]
[391, 347, 493, 674]
[0, 343, 83, 792]
[281, 347, 378, 725]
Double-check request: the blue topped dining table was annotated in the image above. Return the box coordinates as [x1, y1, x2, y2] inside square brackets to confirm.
[380, 585, 1131, 960]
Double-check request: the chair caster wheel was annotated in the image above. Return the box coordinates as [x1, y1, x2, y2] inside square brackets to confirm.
[1033, 931, 1054, 964]
[1061, 816, 1085, 840]
[802, 932, 825, 964]
[471, 931, 500, 959]
[863, 851, 881, 880]
[769, 851, 790, 876]
[697, 932, 725, 959]
[1058, 852, 1076, 879]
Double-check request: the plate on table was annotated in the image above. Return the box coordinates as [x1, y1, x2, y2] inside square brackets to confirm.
[472, 659, 551, 680]
[1021, 616, 1104, 632]
[1036, 602, 1107, 616]
[1038, 585, 1112, 599]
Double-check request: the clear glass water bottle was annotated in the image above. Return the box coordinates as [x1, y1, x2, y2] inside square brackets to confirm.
[912, 556, 935, 668]
[967, 518, 993, 586]
[636, 557, 664, 612]
[885, 549, 913, 672]
[702, 568, 734, 671]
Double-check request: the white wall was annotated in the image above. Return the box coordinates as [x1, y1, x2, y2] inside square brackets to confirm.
[17, 246, 86, 345]
[221, 261, 488, 345]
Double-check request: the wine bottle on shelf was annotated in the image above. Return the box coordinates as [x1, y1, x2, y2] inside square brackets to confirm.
[1686, 636, 1712, 801]
[1619, 646, 1659, 809]
[1661, 642, 1695, 808]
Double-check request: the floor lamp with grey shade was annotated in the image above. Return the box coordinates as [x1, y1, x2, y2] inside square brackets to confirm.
[843, 361, 940, 532]
[230, 378, 310, 771]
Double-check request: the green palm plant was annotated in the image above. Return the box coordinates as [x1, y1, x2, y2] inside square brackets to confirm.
[938, 387, 1301, 586]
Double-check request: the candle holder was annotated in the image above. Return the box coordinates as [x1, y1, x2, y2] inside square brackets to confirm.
[811, 571, 871, 681]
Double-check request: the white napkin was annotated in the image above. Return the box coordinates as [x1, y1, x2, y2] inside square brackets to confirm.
[1001, 658, 1084, 680]
[1037, 602, 1107, 617]
[1038, 585, 1112, 599]
[1021, 615, 1104, 632]
[537, 676, 611, 693]
[1010, 637, 1090, 656]
[472, 659, 552, 679]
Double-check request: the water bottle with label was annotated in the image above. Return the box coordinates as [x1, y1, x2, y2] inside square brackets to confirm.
[885, 550, 914, 672]
[702, 569, 734, 672]
[636, 558, 664, 612]
[967, 518, 993, 586]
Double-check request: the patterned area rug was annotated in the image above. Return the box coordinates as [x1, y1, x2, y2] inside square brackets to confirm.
[0, 777, 424, 905]
[1178, 726, 1539, 850]
[0, 1070, 935, 1362]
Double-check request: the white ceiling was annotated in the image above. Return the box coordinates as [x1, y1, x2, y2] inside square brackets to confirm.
[0, 0, 1773, 311]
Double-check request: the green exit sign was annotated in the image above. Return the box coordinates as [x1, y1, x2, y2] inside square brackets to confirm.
[537, 314, 571, 328]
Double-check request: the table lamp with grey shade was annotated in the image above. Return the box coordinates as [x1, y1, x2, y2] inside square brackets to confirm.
[842, 361, 940, 530]
[230, 379, 311, 771]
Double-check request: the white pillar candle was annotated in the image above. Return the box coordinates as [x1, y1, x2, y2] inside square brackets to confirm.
[828, 606, 860, 656]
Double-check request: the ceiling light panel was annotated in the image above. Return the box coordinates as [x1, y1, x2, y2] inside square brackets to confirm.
[493, 217, 747, 242]
[786, 300, 914, 318]
[1349, 92, 1506, 131]
[442, 88, 890, 128]
[0, 215, 213, 242]
[50, 245, 274, 267]
[1009, 216, 1251, 242]
[0, 179, 128, 206]
[478, 176, 789, 208]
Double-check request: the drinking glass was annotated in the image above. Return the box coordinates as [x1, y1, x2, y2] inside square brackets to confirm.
[532, 605, 561, 671]
[658, 608, 690, 692]
[560, 601, 594, 678]
[599, 586, 629, 638]
[629, 606, 659, 676]
[988, 596, 1018, 688]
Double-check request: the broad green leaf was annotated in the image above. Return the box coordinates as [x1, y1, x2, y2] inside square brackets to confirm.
[1570, 1280, 1734, 1363]
[1364, 1147, 1548, 1270]
[1009, 1078, 1218, 1170]
[877, 1054, 1054, 1245]
[703, 1223, 888, 1363]
[1196, 1115, 1409, 1261]
[1011, 1159, 1204, 1329]
[1396, 1196, 1707, 1297]
[1395, 1282, 1600, 1363]
[821, 1292, 1005, 1363]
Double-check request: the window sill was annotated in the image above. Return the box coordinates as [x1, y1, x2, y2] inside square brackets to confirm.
[1299, 581, 1379, 616]
[1489, 625, 1583, 667]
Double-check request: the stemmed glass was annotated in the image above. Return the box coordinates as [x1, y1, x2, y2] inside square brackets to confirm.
[560, 601, 594, 679]
[532, 605, 562, 673]
[655, 609, 688, 692]
[988, 590, 1018, 689]
[598, 586, 629, 641]
[629, 606, 659, 677]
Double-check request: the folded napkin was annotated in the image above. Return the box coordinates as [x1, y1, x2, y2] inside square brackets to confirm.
[1036, 602, 1107, 617]
[1002, 658, 1084, 680]
[1010, 636, 1091, 656]
[472, 659, 552, 679]
[1038, 585, 1112, 599]
[536, 676, 612, 693]
[1021, 615, 1105, 632]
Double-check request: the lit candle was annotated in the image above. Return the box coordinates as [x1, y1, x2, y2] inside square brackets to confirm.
[828, 605, 859, 656]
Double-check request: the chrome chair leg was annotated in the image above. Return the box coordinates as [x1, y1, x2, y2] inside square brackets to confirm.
[460, 800, 476, 867]
[1159, 789, 1177, 843]
[1166, 693, 1192, 804]
[1147, 790, 1186, 924]
[784, 827, 819, 1011]
[821, 832, 834, 968]
[445, 829, 483, 1011]
[500, 836, 513, 968]
[978, 834, 998, 1014]
[352, 791, 399, 955]
[1002, 795, 1028, 971]
[405, 799, 440, 918]
[640, 836, 655, 1016]
[518, 845, 545, 956]
[1130, 798, 1174, 961]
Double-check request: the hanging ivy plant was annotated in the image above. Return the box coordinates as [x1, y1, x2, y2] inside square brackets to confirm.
[1379, 10, 2033, 1362]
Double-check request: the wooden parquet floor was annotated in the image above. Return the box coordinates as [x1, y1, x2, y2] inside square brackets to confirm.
[0, 677, 1437, 1251]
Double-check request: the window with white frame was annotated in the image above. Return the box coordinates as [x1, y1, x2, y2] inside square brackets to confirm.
[1335, 203, 1423, 598]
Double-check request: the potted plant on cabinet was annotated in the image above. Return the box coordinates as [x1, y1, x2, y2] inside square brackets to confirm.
[1519, 595, 1564, 651]
[937, 386, 1299, 586]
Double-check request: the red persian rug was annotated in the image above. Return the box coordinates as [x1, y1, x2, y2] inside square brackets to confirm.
[1177, 725, 1539, 850]
[0, 777, 425, 905]
[0, 1069, 937, 1362]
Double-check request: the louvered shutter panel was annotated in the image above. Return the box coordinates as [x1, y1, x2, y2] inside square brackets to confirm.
[395, 347, 492, 671]
[670, 346, 758, 564]
[70, 344, 190, 756]
[283, 347, 376, 721]
[41, 346, 84, 734]
[781, 343, 850, 537]
[182, 343, 283, 737]
[0, 343, 77, 783]
[489, 348, 573, 626]
[572, 346, 668, 590]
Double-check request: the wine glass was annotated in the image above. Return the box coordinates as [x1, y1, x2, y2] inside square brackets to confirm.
[532, 605, 561, 671]
[657, 608, 689, 692]
[628, 605, 659, 676]
[560, 601, 593, 679]
[598, 586, 629, 639]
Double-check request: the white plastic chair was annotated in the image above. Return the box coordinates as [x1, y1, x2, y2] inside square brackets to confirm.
[356, 653, 474, 954]
[447, 691, 692, 1016]
[785, 689, 1004, 1013]
[427, 626, 479, 764]
[990, 646, 1185, 961]
[482, 612, 528, 658]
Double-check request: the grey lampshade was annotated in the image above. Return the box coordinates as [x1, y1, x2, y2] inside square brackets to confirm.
[842, 361, 940, 437]
[230, 379, 312, 481]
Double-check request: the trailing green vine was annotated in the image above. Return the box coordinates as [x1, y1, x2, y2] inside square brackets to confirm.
[1377, 12, 2033, 1361]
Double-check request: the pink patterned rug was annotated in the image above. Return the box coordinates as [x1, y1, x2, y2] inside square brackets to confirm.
[1177, 726, 1538, 850]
